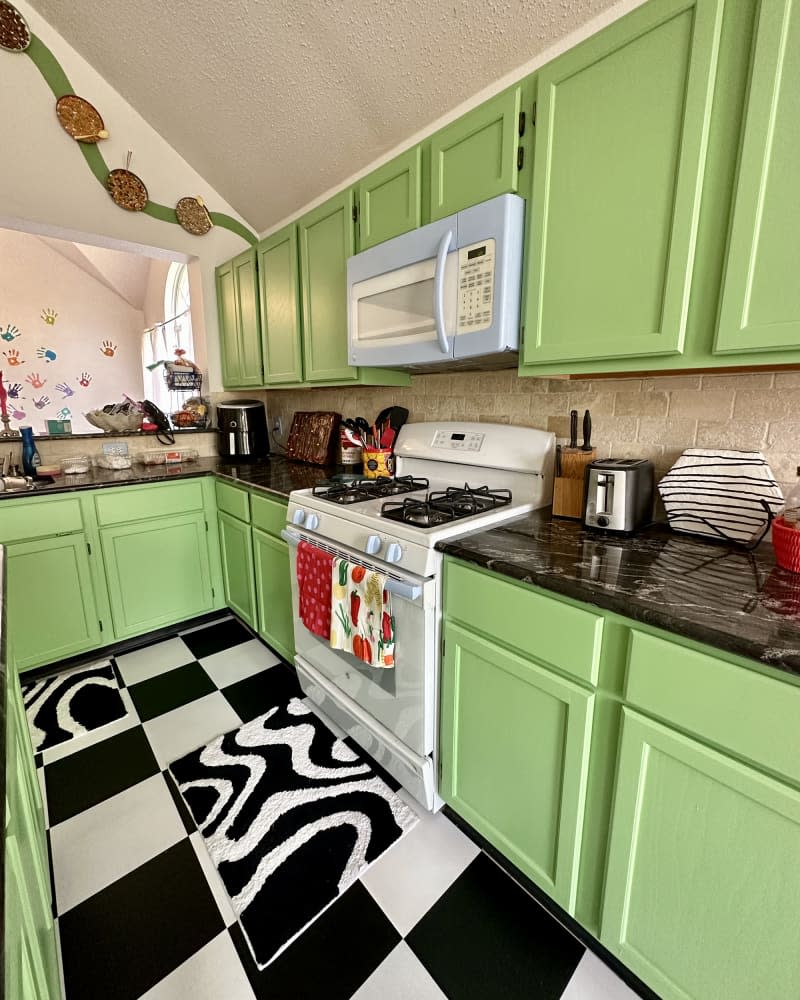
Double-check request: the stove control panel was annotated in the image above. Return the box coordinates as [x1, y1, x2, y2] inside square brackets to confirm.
[365, 534, 382, 555]
[431, 429, 485, 452]
[292, 509, 306, 525]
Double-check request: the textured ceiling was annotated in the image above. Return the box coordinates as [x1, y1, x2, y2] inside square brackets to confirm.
[29, 0, 624, 233]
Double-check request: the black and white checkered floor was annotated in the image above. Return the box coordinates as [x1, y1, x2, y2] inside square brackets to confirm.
[36, 616, 644, 1000]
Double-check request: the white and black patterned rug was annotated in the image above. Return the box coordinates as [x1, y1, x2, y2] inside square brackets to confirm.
[23, 662, 128, 753]
[169, 697, 418, 970]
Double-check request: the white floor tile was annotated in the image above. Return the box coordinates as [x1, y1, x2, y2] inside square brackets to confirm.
[199, 638, 279, 688]
[561, 950, 643, 1000]
[351, 941, 447, 1000]
[41, 688, 139, 767]
[143, 692, 242, 770]
[115, 638, 195, 686]
[139, 930, 256, 1000]
[188, 832, 237, 927]
[361, 796, 480, 936]
[50, 774, 186, 914]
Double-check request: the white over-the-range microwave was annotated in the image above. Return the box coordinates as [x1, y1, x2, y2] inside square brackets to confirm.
[347, 193, 524, 368]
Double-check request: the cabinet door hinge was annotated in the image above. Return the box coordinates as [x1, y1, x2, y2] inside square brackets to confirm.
[531, 101, 536, 126]
[212, 586, 215, 599]
[517, 146, 524, 171]
[87, 542, 92, 556]
[352, 202, 359, 223]
[98, 620, 103, 633]
[518, 110, 526, 137]
[205, 519, 209, 532]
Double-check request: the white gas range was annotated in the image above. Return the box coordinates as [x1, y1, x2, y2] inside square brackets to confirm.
[282, 421, 555, 811]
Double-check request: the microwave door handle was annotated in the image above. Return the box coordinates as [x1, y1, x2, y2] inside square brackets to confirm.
[433, 229, 453, 355]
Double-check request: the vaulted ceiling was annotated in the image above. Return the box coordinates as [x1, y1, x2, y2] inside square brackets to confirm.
[30, 0, 625, 233]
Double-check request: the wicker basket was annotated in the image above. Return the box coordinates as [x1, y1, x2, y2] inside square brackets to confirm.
[771, 516, 800, 573]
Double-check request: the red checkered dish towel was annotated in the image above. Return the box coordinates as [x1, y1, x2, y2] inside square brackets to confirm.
[296, 540, 334, 639]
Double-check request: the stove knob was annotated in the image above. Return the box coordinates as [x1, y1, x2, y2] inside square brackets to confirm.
[306, 514, 320, 531]
[365, 534, 382, 555]
[385, 542, 402, 564]
[292, 509, 306, 526]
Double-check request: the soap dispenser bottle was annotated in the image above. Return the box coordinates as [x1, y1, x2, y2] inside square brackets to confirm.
[20, 426, 41, 477]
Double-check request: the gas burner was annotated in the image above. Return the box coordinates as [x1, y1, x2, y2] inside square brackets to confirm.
[312, 475, 428, 505]
[381, 484, 512, 528]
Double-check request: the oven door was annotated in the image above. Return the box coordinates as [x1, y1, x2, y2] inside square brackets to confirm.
[283, 529, 437, 757]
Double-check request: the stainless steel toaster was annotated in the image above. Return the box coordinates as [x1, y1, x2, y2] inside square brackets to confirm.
[583, 458, 654, 533]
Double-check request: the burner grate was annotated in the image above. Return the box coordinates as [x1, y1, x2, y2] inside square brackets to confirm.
[380, 483, 512, 528]
[312, 475, 428, 505]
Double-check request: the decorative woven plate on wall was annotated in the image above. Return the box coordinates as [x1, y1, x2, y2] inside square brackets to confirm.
[0, 0, 30, 51]
[106, 165, 148, 212]
[176, 196, 213, 236]
[56, 95, 108, 143]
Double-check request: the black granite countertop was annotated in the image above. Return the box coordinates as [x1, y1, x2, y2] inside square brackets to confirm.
[437, 509, 800, 678]
[0, 455, 334, 502]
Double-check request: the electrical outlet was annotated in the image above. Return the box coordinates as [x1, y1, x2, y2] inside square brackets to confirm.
[272, 417, 283, 438]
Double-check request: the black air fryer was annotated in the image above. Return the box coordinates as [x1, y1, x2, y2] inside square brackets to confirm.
[216, 400, 269, 462]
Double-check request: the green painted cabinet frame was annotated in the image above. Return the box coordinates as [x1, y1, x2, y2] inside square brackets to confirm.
[601, 708, 800, 1000]
[430, 87, 523, 221]
[440, 621, 594, 913]
[258, 224, 304, 385]
[216, 248, 263, 389]
[714, 0, 800, 355]
[253, 527, 294, 663]
[218, 510, 256, 628]
[521, 0, 724, 367]
[356, 147, 423, 250]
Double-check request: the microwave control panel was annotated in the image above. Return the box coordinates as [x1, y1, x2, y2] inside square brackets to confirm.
[457, 239, 495, 333]
[431, 429, 485, 452]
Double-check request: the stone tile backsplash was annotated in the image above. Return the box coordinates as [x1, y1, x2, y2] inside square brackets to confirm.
[259, 370, 800, 489]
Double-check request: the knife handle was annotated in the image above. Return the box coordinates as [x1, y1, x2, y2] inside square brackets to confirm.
[582, 410, 592, 451]
[569, 410, 578, 449]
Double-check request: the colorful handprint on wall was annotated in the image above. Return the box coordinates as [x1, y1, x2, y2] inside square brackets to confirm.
[55, 382, 75, 398]
[100, 340, 117, 357]
[41, 309, 58, 326]
[4, 349, 23, 366]
[37, 347, 57, 363]
[6, 383, 22, 400]
[56, 407, 72, 421]
[33, 396, 49, 410]
[26, 373, 46, 389]
[78, 372, 92, 387]
[0, 325, 20, 342]
[11, 407, 25, 420]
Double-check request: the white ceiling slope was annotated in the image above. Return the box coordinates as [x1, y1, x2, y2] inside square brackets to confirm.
[30, 0, 623, 233]
[37, 236, 150, 310]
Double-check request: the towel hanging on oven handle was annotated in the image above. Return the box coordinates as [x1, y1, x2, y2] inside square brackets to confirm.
[281, 529, 423, 601]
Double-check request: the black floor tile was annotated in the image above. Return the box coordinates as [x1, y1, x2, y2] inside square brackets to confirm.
[230, 881, 399, 1000]
[221, 663, 303, 722]
[182, 618, 252, 659]
[163, 770, 197, 836]
[128, 661, 216, 722]
[406, 853, 585, 1000]
[45, 726, 160, 826]
[59, 838, 224, 1000]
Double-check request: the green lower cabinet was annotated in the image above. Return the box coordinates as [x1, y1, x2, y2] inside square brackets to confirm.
[252, 526, 294, 663]
[218, 511, 256, 628]
[7, 533, 101, 672]
[101, 512, 215, 638]
[601, 708, 800, 1000]
[440, 622, 594, 913]
[5, 669, 61, 999]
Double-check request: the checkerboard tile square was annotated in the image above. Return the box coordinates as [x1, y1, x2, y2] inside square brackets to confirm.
[139, 930, 257, 1000]
[199, 638, 280, 688]
[116, 638, 196, 686]
[41, 686, 140, 767]
[221, 662, 303, 722]
[181, 618, 252, 660]
[142, 692, 242, 770]
[128, 661, 216, 722]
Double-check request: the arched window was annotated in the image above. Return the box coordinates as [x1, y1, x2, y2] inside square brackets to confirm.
[142, 262, 195, 411]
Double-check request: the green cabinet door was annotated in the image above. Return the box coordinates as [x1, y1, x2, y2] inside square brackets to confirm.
[7, 534, 101, 672]
[521, 0, 724, 367]
[258, 224, 304, 384]
[430, 87, 522, 221]
[5, 671, 61, 999]
[298, 190, 358, 383]
[440, 622, 594, 913]
[101, 512, 214, 638]
[232, 248, 263, 386]
[253, 527, 294, 663]
[218, 511, 256, 627]
[714, 0, 800, 354]
[357, 147, 423, 250]
[601, 708, 800, 1000]
[215, 259, 241, 388]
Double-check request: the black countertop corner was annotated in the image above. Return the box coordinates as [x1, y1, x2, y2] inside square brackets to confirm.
[436, 509, 800, 678]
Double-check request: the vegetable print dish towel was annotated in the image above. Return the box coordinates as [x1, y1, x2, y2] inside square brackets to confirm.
[330, 559, 395, 668]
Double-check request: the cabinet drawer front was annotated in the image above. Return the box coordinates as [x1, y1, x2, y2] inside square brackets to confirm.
[216, 480, 251, 523]
[445, 560, 603, 685]
[626, 629, 800, 786]
[250, 492, 286, 536]
[0, 497, 83, 543]
[94, 480, 205, 525]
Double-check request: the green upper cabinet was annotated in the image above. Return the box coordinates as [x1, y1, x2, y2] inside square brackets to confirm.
[298, 190, 358, 383]
[430, 87, 524, 221]
[216, 247, 262, 389]
[714, 0, 800, 355]
[257, 224, 304, 385]
[521, 0, 724, 368]
[356, 147, 423, 250]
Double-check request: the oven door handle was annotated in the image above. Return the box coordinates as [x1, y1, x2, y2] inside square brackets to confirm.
[281, 529, 424, 601]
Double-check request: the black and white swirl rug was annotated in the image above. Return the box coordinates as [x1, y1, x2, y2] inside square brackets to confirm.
[22, 662, 128, 753]
[169, 698, 418, 969]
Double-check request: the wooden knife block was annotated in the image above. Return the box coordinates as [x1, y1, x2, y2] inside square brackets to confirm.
[553, 448, 596, 519]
